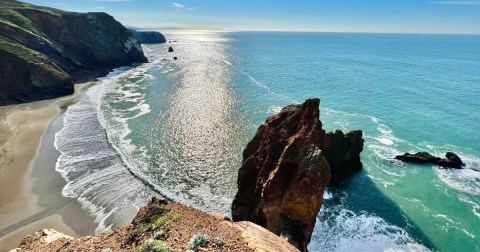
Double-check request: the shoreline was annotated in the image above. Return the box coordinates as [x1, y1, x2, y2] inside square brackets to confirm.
[0, 83, 98, 250]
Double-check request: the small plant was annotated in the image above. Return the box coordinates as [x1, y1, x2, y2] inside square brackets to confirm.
[153, 230, 164, 240]
[137, 238, 173, 252]
[213, 237, 224, 246]
[102, 248, 112, 252]
[189, 233, 209, 251]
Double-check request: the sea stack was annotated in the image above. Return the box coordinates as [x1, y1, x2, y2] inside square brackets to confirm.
[323, 130, 364, 181]
[232, 98, 364, 251]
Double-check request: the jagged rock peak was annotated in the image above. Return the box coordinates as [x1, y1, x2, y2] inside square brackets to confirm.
[232, 98, 331, 252]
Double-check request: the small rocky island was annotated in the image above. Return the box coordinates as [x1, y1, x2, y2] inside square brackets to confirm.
[395, 151, 465, 169]
[0, 0, 148, 103]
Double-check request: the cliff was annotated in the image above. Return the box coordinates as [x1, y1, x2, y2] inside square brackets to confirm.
[232, 98, 364, 251]
[12, 199, 299, 252]
[0, 0, 147, 103]
[130, 30, 166, 44]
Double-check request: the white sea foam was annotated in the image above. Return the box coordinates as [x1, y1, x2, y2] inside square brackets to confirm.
[309, 205, 431, 252]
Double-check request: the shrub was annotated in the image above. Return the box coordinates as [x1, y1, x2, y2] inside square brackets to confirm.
[153, 230, 164, 240]
[189, 233, 209, 251]
[213, 237, 224, 246]
[137, 238, 173, 252]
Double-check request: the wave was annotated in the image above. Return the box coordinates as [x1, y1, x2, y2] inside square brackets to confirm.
[55, 68, 166, 233]
[309, 200, 431, 252]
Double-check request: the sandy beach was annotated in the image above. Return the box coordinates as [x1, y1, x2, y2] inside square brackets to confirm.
[0, 83, 98, 250]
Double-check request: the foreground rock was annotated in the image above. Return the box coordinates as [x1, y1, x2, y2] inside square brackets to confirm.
[232, 98, 363, 251]
[130, 30, 166, 44]
[13, 198, 298, 252]
[395, 152, 465, 169]
[0, 0, 147, 103]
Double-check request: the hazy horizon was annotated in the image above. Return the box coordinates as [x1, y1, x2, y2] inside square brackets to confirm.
[25, 0, 480, 35]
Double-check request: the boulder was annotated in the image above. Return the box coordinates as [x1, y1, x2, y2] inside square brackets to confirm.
[232, 98, 364, 251]
[168, 46, 174, 52]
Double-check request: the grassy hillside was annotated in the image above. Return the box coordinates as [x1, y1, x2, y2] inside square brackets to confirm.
[0, 0, 146, 103]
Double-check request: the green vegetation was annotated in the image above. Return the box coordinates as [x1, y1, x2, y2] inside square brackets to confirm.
[0, 0, 62, 37]
[137, 238, 173, 252]
[143, 212, 181, 231]
[153, 230, 164, 240]
[213, 237, 224, 247]
[189, 233, 209, 251]
[0, 37, 48, 64]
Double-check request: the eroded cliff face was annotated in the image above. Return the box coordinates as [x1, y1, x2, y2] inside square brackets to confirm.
[232, 98, 364, 251]
[0, 0, 147, 103]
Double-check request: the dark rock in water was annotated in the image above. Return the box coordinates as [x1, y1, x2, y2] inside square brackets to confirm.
[232, 98, 364, 251]
[168, 47, 174, 52]
[0, 0, 147, 103]
[323, 129, 364, 181]
[173, 57, 178, 60]
[129, 30, 166, 44]
[436, 152, 465, 169]
[395, 152, 440, 164]
[395, 152, 464, 169]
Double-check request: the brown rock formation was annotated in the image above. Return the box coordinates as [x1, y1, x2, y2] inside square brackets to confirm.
[232, 98, 364, 251]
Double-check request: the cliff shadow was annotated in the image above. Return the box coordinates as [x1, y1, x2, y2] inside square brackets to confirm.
[324, 170, 437, 250]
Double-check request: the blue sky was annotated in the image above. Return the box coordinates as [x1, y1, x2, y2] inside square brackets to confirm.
[27, 0, 480, 34]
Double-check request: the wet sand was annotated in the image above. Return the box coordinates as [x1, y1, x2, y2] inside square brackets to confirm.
[0, 83, 98, 250]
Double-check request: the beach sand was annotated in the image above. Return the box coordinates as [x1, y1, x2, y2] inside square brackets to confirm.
[0, 83, 98, 250]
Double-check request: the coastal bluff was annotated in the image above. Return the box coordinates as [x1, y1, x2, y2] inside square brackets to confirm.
[12, 199, 299, 252]
[0, 0, 147, 103]
[130, 29, 167, 44]
[232, 98, 363, 251]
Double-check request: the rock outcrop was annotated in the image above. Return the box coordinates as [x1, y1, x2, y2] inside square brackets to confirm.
[0, 0, 147, 103]
[323, 130, 364, 181]
[12, 199, 298, 252]
[232, 98, 364, 251]
[395, 151, 464, 169]
[130, 29, 166, 44]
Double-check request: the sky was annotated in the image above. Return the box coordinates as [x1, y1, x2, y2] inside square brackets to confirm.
[26, 0, 480, 34]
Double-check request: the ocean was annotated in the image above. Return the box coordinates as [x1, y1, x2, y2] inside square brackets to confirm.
[55, 31, 480, 251]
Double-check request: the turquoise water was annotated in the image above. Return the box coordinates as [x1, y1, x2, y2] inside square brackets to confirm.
[56, 32, 480, 251]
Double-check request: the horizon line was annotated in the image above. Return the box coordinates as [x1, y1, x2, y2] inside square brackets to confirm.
[132, 27, 480, 36]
